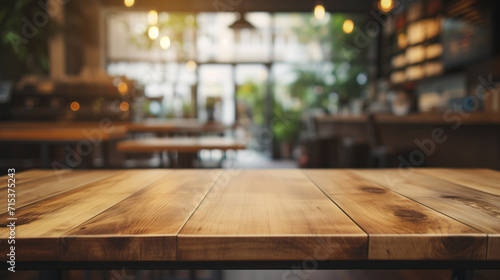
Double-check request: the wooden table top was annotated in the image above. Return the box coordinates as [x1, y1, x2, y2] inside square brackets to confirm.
[117, 137, 246, 153]
[0, 124, 128, 141]
[1, 169, 499, 262]
[127, 119, 232, 133]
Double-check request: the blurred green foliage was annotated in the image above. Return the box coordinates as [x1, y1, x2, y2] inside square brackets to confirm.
[272, 13, 374, 142]
[236, 79, 266, 125]
[126, 13, 197, 60]
[0, 0, 59, 80]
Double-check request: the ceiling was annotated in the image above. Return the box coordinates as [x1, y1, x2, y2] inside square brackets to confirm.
[101, 0, 378, 13]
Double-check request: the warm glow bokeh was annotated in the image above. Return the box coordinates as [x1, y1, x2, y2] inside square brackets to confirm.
[148, 26, 159, 40]
[314, 5, 325, 20]
[160, 36, 171, 49]
[343, 19, 354, 34]
[148, 10, 158, 25]
[398, 33, 407, 49]
[120, 102, 130, 112]
[379, 0, 394, 12]
[118, 82, 128, 95]
[70, 102, 80, 112]
[124, 0, 134, 8]
[186, 60, 197, 71]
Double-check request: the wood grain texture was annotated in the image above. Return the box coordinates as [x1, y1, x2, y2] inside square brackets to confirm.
[352, 169, 500, 260]
[118, 137, 246, 153]
[0, 169, 497, 263]
[0, 170, 117, 214]
[0, 121, 129, 129]
[0, 169, 71, 186]
[303, 170, 486, 260]
[178, 170, 367, 261]
[417, 169, 500, 196]
[489, 235, 500, 260]
[127, 120, 231, 133]
[0, 170, 169, 261]
[62, 170, 222, 261]
[0, 125, 127, 141]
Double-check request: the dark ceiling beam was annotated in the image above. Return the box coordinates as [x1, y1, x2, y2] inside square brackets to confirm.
[101, 0, 378, 13]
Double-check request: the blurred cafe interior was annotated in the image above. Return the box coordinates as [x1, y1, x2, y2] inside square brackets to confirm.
[1, 1, 500, 280]
[1, 0, 500, 171]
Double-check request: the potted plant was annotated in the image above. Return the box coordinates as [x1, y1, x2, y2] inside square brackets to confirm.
[272, 105, 302, 159]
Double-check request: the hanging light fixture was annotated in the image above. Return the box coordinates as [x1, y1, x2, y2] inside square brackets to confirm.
[228, 13, 256, 31]
[228, 12, 257, 44]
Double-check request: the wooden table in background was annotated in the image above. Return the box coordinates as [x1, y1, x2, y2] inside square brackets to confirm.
[0, 169, 499, 279]
[0, 123, 127, 168]
[127, 119, 233, 136]
[117, 137, 246, 167]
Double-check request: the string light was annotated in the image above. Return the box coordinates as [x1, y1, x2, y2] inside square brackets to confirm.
[148, 10, 158, 25]
[160, 36, 171, 49]
[314, 4, 325, 20]
[343, 19, 354, 34]
[124, 0, 134, 8]
[186, 60, 197, 71]
[148, 26, 159, 40]
[120, 102, 130, 112]
[118, 82, 128, 95]
[379, 0, 394, 12]
[70, 102, 80, 112]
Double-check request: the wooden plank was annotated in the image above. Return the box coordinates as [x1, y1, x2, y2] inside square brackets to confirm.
[303, 170, 486, 260]
[0, 169, 72, 187]
[0, 170, 170, 261]
[0, 121, 128, 129]
[417, 169, 500, 197]
[352, 169, 500, 260]
[61, 170, 222, 261]
[0, 170, 118, 214]
[0, 125, 127, 141]
[118, 137, 246, 153]
[489, 236, 500, 260]
[127, 120, 230, 133]
[178, 170, 367, 261]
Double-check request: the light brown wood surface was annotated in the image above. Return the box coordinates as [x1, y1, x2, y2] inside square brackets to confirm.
[118, 137, 246, 153]
[0, 169, 71, 186]
[304, 170, 486, 260]
[0, 170, 169, 261]
[62, 170, 221, 261]
[178, 170, 367, 261]
[0, 121, 129, 129]
[127, 119, 231, 133]
[0, 125, 127, 141]
[0, 170, 117, 215]
[352, 169, 500, 260]
[0, 168, 498, 262]
[416, 169, 500, 196]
